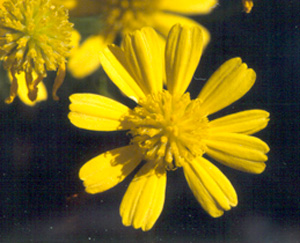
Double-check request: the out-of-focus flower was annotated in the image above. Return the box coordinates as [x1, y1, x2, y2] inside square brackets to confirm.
[242, 0, 254, 13]
[56, 0, 218, 79]
[0, 0, 74, 105]
[68, 25, 270, 231]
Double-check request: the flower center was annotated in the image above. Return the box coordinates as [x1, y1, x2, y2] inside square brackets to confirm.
[0, 0, 73, 103]
[101, 0, 156, 35]
[125, 91, 209, 170]
[0, 0, 73, 75]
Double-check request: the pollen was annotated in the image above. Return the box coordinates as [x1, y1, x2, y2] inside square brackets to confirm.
[125, 91, 209, 170]
[0, 0, 73, 103]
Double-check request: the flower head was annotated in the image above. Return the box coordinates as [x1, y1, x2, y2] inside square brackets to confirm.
[0, 0, 73, 104]
[68, 25, 270, 231]
[60, 0, 218, 78]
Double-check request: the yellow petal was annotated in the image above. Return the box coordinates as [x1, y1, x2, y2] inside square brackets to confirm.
[79, 145, 143, 194]
[51, 0, 77, 10]
[183, 157, 237, 218]
[198, 157, 238, 207]
[69, 30, 81, 56]
[165, 24, 203, 97]
[67, 35, 111, 79]
[122, 27, 164, 95]
[100, 45, 146, 102]
[120, 162, 166, 231]
[209, 110, 270, 135]
[148, 12, 210, 48]
[157, 0, 218, 15]
[204, 133, 269, 173]
[68, 93, 130, 131]
[198, 58, 256, 116]
[10, 72, 47, 106]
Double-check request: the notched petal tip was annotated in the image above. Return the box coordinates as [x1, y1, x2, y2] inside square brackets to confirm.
[183, 158, 237, 218]
[79, 146, 142, 194]
[120, 163, 167, 231]
[205, 133, 269, 174]
[209, 109, 270, 135]
[198, 57, 256, 115]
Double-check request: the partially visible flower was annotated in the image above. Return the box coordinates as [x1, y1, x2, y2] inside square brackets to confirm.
[57, 0, 218, 78]
[0, 0, 74, 104]
[7, 71, 48, 106]
[68, 25, 270, 231]
[242, 0, 254, 13]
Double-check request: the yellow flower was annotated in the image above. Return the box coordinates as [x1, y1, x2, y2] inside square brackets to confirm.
[0, 0, 73, 104]
[68, 25, 270, 231]
[60, 0, 218, 78]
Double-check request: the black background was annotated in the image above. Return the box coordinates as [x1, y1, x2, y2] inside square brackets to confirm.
[1, 0, 299, 242]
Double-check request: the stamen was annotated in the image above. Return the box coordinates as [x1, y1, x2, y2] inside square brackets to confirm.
[126, 90, 208, 170]
[5, 69, 18, 104]
[52, 62, 66, 101]
[0, 0, 73, 103]
[27, 74, 43, 102]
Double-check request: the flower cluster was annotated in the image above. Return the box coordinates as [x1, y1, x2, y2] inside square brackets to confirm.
[0, 0, 270, 232]
[60, 0, 218, 78]
[69, 25, 269, 231]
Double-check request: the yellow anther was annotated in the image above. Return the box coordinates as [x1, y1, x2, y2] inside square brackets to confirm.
[127, 91, 208, 168]
[0, 0, 74, 103]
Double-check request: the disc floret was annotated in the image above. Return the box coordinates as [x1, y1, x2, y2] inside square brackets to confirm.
[0, 0, 74, 103]
[126, 91, 209, 170]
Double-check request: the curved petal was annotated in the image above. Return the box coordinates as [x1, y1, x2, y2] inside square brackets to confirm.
[122, 27, 164, 95]
[68, 93, 131, 131]
[120, 162, 167, 231]
[183, 157, 237, 218]
[198, 58, 256, 116]
[67, 35, 112, 79]
[209, 110, 270, 135]
[156, 0, 218, 15]
[11, 71, 47, 106]
[101, 45, 146, 102]
[69, 30, 81, 56]
[79, 145, 143, 194]
[204, 133, 269, 173]
[51, 0, 77, 10]
[165, 24, 203, 97]
[148, 12, 210, 48]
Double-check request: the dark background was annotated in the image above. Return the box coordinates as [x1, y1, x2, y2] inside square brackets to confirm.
[1, 0, 299, 242]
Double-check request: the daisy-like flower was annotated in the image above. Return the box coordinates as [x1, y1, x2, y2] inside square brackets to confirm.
[0, 0, 73, 105]
[68, 25, 270, 231]
[57, 0, 218, 79]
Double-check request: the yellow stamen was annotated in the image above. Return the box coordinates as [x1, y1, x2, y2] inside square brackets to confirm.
[126, 91, 209, 170]
[0, 0, 73, 103]
[4, 69, 18, 104]
[52, 62, 66, 101]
